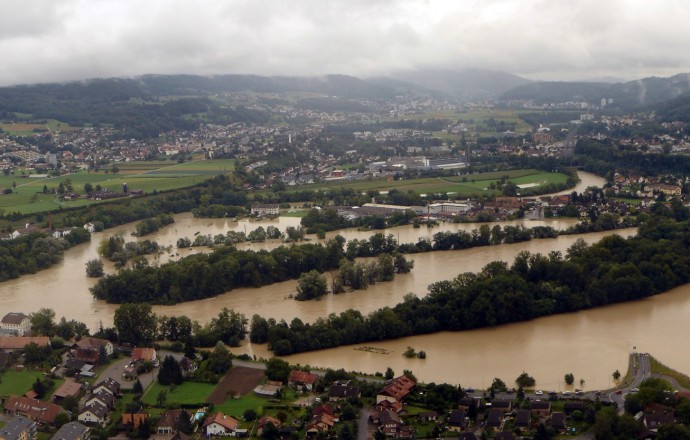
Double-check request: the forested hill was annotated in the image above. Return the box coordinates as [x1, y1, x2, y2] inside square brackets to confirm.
[501, 73, 690, 111]
[654, 90, 690, 122]
[0, 74, 398, 138]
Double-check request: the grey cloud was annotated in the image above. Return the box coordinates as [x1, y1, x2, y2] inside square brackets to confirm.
[0, 0, 689, 86]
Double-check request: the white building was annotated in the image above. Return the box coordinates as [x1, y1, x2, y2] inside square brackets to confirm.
[0, 313, 31, 336]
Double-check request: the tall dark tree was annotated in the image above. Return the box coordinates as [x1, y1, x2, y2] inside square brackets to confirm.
[158, 355, 184, 385]
[114, 303, 157, 346]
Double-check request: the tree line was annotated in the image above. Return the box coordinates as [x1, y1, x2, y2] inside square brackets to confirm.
[88, 220, 569, 305]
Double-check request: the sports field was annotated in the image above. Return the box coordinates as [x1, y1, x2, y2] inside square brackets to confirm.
[0, 159, 234, 214]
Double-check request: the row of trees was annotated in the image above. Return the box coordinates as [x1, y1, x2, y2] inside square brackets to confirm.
[111, 304, 247, 347]
[251, 216, 690, 355]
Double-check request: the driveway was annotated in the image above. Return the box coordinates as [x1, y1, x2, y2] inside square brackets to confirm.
[97, 356, 158, 390]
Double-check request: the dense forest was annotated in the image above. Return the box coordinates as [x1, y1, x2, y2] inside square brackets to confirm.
[0, 228, 90, 281]
[252, 213, 690, 355]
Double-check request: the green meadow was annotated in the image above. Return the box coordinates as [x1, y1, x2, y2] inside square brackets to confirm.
[0, 159, 234, 214]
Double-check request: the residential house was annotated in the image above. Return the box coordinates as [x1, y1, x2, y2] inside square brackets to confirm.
[84, 392, 115, 411]
[485, 408, 503, 429]
[328, 382, 361, 401]
[530, 400, 551, 419]
[151, 432, 190, 440]
[288, 370, 318, 391]
[4, 396, 64, 426]
[0, 313, 31, 336]
[376, 376, 415, 406]
[71, 337, 113, 363]
[305, 413, 335, 439]
[0, 337, 50, 353]
[78, 401, 109, 427]
[131, 347, 157, 364]
[312, 404, 335, 418]
[51, 379, 82, 403]
[255, 416, 280, 437]
[494, 433, 516, 440]
[447, 409, 468, 431]
[122, 413, 148, 431]
[491, 399, 512, 413]
[416, 411, 437, 423]
[551, 412, 566, 431]
[178, 357, 197, 377]
[91, 378, 120, 397]
[375, 400, 403, 414]
[51, 421, 90, 440]
[643, 404, 676, 431]
[203, 413, 239, 437]
[157, 410, 187, 435]
[458, 397, 477, 411]
[514, 409, 531, 428]
[0, 415, 36, 440]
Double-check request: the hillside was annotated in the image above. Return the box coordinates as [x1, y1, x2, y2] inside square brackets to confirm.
[0, 74, 401, 138]
[501, 73, 690, 110]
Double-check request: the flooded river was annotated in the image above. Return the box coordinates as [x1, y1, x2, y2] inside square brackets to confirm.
[5, 170, 684, 389]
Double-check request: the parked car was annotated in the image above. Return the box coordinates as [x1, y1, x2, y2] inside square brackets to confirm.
[535, 390, 543, 395]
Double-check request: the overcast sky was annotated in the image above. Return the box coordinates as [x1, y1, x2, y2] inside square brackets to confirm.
[1, 0, 689, 86]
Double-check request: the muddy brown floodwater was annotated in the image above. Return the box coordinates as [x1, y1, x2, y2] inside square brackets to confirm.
[8, 171, 683, 388]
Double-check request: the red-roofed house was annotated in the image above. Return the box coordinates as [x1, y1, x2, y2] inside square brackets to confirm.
[288, 370, 318, 391]
[0, 337, 50, 352]
[122, 413, 149, 430]
[131, 348, 157, 364]
[4, 395, 65, 425]
[203, 413, 238, 436]
[376, 376, 415, 406]
[305, 413, 335, 438]
[256, 416, 281, 436]
[52, 379, 82, 402]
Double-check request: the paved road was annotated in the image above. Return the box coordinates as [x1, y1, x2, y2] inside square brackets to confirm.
[358, 407, 370, 440]
[97, 356, 158, 390]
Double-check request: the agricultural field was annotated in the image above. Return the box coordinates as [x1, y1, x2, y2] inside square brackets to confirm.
[207, 366, 264, 404]
[0, 119, 80, 136]
[0, 159, 234, 215]
[277, 169, 570, 199]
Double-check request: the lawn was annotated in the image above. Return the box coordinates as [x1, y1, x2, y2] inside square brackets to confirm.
[213, 393, 268, 419]
[648, 355, 690, 389]
[0, 370, 47, 397]
[142, 381, 216, 406]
